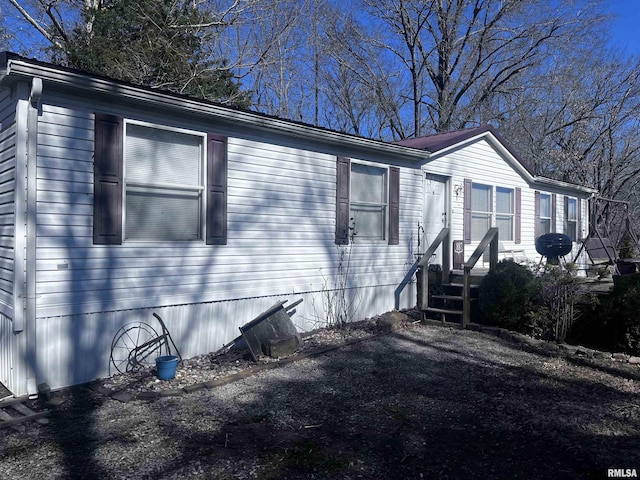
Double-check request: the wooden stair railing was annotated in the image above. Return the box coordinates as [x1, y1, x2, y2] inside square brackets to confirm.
[418, 227, 499, 326]
[462, 228, 499, 326]
[417, 228, 450, 311]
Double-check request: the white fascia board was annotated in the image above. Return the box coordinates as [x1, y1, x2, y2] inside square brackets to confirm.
[426, 129, 598, 195]
[531, 176, 598, 195]
[3, 58, 429, 163]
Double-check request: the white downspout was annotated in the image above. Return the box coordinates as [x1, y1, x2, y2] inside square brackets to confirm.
[25, 78, 41, 398]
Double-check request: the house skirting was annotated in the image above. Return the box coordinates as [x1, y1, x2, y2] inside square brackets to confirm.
[20, 283, 415, 394]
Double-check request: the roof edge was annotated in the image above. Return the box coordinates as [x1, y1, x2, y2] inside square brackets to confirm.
[0, 52, 429, 162]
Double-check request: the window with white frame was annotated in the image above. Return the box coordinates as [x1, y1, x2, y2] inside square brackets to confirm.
[350, 163, 388, 241]
[124, 122, 205, 241]
[539, 193, 552, 235]
[471, 183, 492, 241]
[566, 197, 577, 241]
[495, 187, 514, 241]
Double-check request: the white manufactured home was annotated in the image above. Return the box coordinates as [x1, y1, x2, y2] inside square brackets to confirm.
[0, 53, 596, 396]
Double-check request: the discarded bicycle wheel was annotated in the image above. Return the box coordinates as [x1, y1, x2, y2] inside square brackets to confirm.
[110, 322, 161, 374]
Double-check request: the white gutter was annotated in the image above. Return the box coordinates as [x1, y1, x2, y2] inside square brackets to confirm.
[2, 57, 430, 163]
[531, 176, 598, 194]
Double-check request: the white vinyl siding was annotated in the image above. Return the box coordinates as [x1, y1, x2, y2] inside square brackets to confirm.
[0, 87, 16, 127]
[34, 104, 421, 320]
[425, 139, 538, 262]
[29, 102, 423, 391]
[0, 122, 16, 316]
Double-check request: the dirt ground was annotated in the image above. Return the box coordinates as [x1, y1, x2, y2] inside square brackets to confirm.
[1, 321, 639, 480]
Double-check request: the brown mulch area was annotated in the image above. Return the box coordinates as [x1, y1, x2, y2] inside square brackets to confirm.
[1, 311, 639, 480]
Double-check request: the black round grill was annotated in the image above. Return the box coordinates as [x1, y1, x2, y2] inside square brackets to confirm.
[535, 233, 572, 262]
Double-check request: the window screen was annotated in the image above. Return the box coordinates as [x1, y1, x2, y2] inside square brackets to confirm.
[566, 197, 577, 241]
[471, 183, 492, 241]
[539, 194, 552, 235]
[496, 187, 514, 241]
[350, 163, 387, 240]
[125, 123, 204, 241]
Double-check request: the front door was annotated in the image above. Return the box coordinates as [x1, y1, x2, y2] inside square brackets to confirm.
[423, 173, 449, 264]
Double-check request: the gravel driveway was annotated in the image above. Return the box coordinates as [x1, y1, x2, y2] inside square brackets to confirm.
[1, 322, 639, 479]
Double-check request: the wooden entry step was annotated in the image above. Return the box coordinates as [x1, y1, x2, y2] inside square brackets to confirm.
[0, 396, 49, 430]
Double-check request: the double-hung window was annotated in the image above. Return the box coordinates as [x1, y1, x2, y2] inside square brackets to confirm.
[565, 197, 577, 242]
[471, 183, 492, 241]
[350, 163, 388, 241]
[465, 179, 521, 244]
[538, 193, 552, 235]
[335, 157, 399, 245]
[124, 122, 205, 241]
[93, 113, 228, 246]
[495, 187, 514, 241]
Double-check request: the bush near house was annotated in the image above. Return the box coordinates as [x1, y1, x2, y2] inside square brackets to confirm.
[480, 260, 640, 354]
[479, 260, 541, 335]
[603, 272, 640, 353]
[479, 260, 583, 341]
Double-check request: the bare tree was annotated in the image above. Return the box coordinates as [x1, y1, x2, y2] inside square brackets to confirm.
[359, 0, 606, 137]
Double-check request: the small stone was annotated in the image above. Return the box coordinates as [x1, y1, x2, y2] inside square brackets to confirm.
[183, 383, 206, 393]
[612, 352, 629, 361]
[558, 344, 576, 353]
[160, 389, 183, 397]
[45, 397, 66, 408]
[574, 348, 592, 358]
[628, 356, 640, 365]
[111, 391, 134, 403]
[136, 391, 160, 401]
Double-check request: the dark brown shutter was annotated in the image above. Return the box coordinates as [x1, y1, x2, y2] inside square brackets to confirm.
[388, 167, 400, 245]
[335, 157, 350, 245]
[93, 113, 123, 245]
[206, 134, 228, 245]
[551, 193, 557, 233]
[534, 191, 540, 238]
[515, 187, 521, 244]
[463, 178, 472, 244]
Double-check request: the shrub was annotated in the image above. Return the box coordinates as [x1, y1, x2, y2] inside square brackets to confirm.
[530, 268, 590, 342]
[606, 272, 640, 353]
[480, 261, 591, 341]
[479, 260, 539, 334]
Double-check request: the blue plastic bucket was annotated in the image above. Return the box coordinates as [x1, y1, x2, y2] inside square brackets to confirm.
[156, 355, 179, 380]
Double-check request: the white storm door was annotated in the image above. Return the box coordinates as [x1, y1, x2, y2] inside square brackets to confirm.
[423, 173, 449, 264]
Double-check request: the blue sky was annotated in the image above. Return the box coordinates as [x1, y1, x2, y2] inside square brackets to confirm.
[608, 0, 640, 54]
